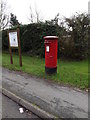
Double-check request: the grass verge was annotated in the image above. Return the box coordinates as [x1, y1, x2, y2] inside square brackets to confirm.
[1, 52, 88, 89]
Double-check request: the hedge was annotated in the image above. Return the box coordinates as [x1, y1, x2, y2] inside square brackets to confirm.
[2, 22, 64, 58]
[2, 21, 88, 60]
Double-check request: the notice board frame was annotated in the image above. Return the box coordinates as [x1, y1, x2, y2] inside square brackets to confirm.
[7, 28, 22, 67]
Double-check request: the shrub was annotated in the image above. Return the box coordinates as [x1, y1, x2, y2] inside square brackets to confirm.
[65, 13, 89, 59]
[2, 22, 64, 57]
[2, 13, 89, 60]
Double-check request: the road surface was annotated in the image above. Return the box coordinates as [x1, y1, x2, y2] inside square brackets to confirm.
[2, 67, 88, 118]
[2, 93, 41, 119]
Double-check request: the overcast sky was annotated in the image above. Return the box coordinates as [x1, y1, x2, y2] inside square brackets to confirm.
[7, 0, 89, 24]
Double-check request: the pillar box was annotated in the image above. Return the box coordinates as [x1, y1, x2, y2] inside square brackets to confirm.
[44, 36, 58, 74]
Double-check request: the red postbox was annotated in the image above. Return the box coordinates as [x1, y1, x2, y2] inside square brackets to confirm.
[44, 36, 58, 74]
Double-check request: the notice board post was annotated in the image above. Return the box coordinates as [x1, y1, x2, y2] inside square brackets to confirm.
[8, 28, 22, 67]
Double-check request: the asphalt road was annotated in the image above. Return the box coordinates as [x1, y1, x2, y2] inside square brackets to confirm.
[2, 67, 88, 118]
[2, 94, 41, 119]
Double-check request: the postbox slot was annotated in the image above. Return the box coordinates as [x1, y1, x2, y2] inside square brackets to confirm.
[44, 41, 51, 44]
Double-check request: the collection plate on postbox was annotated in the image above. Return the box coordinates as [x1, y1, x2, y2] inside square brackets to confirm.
[46, 46, 49, 52]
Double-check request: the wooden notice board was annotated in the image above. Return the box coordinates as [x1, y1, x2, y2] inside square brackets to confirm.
[7, 28, 22, 67]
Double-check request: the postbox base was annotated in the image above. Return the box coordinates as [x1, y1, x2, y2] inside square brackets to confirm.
[45, 67, 57, 74]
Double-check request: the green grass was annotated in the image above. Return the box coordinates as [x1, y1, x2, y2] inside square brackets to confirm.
[1, 52, 88, 89]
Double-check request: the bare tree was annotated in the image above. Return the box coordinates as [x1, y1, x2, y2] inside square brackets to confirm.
[28, 6, 34, 23]
[0, 0, 9, 30]
[35, 5, 40, 23]
[28, 5, 43, 23]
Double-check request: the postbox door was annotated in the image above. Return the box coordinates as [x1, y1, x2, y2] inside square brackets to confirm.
[49, 40, 57, 68]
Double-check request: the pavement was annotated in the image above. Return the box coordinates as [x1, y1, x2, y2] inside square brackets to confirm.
[1, 67, 88, 118]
